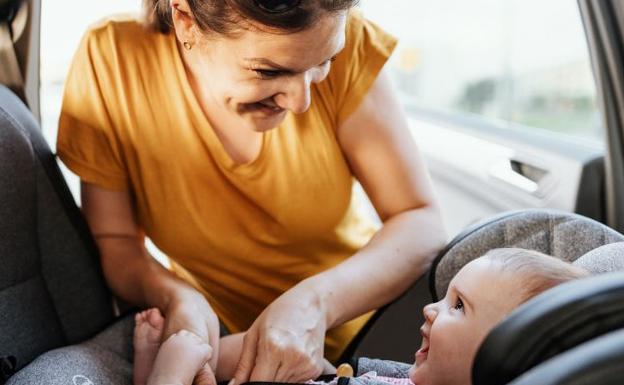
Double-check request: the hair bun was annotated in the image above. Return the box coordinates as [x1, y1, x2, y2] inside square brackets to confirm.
[254, 0, 301, 13]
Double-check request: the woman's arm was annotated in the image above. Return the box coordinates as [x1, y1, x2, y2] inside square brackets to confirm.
[314, 67, 447, 328]
[81, 182, 185, 309]
[81, 182, 221, 381]
[231, 67, 446, 385]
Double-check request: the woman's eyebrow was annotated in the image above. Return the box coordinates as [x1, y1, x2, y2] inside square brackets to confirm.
[244, 58, 296, 73]
[245, 43, 344, 72]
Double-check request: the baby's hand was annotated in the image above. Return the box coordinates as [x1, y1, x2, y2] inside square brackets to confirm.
[147, 330, 213, 385]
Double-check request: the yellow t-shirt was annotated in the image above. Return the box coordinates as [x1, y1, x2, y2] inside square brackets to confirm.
[57, 11, 396, 362]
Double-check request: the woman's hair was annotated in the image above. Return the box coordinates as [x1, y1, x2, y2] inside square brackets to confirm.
[143, 0, 358, 35]
[484, 248, 590, 303]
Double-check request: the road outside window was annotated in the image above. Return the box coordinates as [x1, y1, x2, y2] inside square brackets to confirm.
[359, 0, 603, 142]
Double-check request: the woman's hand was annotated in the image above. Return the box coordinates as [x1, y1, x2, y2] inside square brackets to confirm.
[162, 288, 221, 385]
[231, 280, 329, 384]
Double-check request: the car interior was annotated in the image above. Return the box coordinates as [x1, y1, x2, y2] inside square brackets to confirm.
[1, 0, 624, 384]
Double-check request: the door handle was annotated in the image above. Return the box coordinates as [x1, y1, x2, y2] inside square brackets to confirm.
[488, 159, 548, 195]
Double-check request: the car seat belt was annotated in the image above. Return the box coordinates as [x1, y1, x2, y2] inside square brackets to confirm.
[0, 0, 27, 98]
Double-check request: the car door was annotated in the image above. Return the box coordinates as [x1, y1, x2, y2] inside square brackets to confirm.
[579, 0, 624, 233]
[353, 0, 609, 362]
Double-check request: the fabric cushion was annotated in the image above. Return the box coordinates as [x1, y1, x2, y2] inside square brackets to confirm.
[6, 315, 134, 385]
[0, 85, 114, 374]
[430, 209, 624, 300]
[573, 241, 624, 274]
[473, 271, 624, 385]
[507, 328, 624, 385]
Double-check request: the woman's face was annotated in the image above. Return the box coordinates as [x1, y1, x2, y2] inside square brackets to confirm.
[408, 258, 526, 385]
[186, 11, 347, 132]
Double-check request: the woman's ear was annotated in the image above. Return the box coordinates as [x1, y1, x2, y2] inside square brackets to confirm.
[170, 0, 197, 46]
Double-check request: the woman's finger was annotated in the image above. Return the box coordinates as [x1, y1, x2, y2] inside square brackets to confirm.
[193, 364, 218, 385]
[248, 350, 281, 382]
[230, 331, 259, 385]
[322, 359, 336, 375]
[274, 363, 289, 383]
[282, 360, 323, 383]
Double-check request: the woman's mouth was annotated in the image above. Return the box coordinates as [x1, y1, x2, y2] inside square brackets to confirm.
[245, 100, 285, 117]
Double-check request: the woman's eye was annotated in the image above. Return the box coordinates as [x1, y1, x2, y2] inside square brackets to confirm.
[453, 298, 464, 312]
[254, 69, 283, 79]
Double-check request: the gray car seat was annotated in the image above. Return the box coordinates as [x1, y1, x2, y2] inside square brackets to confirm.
[427, 209, 624, 384]
[507, 328, 624, 385]
[429, 209, 624, 300]
[0, 85, 134, 384]
[473, 269, 624, 385]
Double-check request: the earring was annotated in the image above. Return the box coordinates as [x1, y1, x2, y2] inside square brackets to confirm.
[183, 41, 193, 50]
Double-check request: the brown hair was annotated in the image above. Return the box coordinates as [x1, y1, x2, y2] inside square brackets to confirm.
[484, 248, 590, 303]
[143, 0, 358, 35]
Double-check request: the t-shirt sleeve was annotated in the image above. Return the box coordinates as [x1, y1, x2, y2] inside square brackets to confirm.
[325, 10, 397, 128]
[56, 25, 129, 191]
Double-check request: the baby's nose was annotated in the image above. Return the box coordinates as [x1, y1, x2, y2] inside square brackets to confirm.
[423, 303, 438, 323]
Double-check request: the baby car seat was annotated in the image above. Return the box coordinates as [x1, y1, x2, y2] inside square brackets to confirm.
[473, 268, 624, 385]
[429, 209, 624, 300]
[0, 85, 135, 385]
[429, 209, 624, 384]
[507, 328, 624, 385]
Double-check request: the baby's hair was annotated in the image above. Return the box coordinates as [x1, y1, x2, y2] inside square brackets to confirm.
[484, 248, 590, 303]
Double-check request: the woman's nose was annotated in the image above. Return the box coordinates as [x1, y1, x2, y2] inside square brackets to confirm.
[279, 72, 312, 114]
[423, 302, 439, 323]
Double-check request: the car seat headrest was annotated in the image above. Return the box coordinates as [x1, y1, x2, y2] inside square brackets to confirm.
[430, 209, 624, 300]
[573, 241, 624, 274]
[472, 271, 624, 385]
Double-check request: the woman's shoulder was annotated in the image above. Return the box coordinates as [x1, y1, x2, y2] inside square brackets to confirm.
[343, 9, 397, 58]
[313, 9, 396, 127]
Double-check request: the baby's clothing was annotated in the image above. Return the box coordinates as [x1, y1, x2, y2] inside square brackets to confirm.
[308, 358, 414, 385]
[307, 372, 414, 385]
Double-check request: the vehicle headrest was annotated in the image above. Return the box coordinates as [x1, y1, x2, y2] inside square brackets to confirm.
[506, 328, 624, 385]
[430, 209, 624, 300]
[472, 271, 624, 385]
[573, 241, 624, 274]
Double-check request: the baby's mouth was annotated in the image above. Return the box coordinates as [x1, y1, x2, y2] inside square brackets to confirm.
[415, 326, 430, 365]
[415, 338, 429, 365]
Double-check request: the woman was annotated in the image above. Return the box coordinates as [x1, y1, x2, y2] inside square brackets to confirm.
[57, 0, 446, 383]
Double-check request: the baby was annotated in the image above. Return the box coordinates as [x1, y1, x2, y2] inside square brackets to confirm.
[132, 248, 588, 385]
[133, 308, 244, 385]
[408, 247, 588, 385]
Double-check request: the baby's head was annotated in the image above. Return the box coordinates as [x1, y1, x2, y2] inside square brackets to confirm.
[409, 248, 589, 385]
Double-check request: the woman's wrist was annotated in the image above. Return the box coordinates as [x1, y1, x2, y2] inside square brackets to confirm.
[297, 274, 335, 328]
[144, 270, 203, 313]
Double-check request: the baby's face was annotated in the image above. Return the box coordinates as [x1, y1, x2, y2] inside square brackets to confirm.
[409, 257, 526, 385]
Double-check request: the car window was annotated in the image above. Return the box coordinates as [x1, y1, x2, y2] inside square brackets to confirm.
[40, 1, 140, 151]
[359, 0, 603, 142]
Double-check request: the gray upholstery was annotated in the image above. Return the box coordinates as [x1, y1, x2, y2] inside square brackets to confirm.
[573, 241, 624, 274]
[431, 209, 624, 300]
[506, 328, 624, 385]
[0, 85, 115, 374]
[6, 314, 134, 385]
[472, 270, 624, 385]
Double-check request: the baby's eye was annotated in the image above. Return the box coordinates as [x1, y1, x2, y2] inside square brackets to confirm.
[453, 298, 464, 312]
